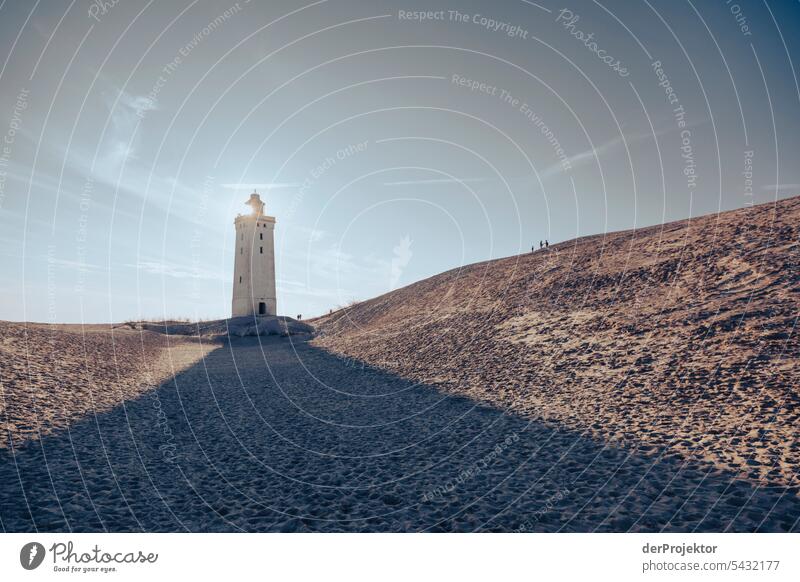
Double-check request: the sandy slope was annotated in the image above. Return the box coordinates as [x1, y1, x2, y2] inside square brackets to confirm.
[314, 197, 800, 489]
[0, 315, 310, 448]
[0, 322, 214, 448]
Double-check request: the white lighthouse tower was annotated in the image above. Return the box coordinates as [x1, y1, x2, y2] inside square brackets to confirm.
[232, 192, 277, 317]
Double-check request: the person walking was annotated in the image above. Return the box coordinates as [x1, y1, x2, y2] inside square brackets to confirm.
[539, 240, 543, 250]
[545, 239, 549, 249]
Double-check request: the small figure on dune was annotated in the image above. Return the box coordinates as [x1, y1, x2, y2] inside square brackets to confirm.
[297, 314, 302, 320]
[539, 240, 543, 250]
[545, 239, 549, 249]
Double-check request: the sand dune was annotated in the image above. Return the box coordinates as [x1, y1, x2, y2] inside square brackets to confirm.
[1, 197, 797, 532]
[0, 322, 214, 448]
[314, 197, 800, 489]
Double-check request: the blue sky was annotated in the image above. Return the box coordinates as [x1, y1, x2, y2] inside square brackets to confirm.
[1, 0, 799, 322]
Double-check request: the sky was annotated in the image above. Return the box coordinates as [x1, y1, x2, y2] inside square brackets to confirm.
[0, 0, 798, 323]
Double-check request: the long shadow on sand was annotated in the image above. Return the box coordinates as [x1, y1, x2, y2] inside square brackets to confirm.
[1, 336, 798, 532]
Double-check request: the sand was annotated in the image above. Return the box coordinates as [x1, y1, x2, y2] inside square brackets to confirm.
[313, 197, 800, 494]
[0, 322, 214, 448]
[2, 336, 797, 532]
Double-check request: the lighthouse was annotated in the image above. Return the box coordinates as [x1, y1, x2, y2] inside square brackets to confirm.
[232, 192, 277, 317]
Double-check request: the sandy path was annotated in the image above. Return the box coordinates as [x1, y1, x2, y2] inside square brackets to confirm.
[1, 337, 797, 532]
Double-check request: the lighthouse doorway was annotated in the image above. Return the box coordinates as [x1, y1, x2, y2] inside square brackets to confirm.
[258, 302, 267, 315]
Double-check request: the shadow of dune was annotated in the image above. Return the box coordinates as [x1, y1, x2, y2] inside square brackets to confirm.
[1, 336, 798, 533]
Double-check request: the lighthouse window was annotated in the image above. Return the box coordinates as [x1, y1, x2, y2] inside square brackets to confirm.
[260, 233, 263, 240]
[240, 247, 243, 255]
[260, 247, 263, 254]
[239, 276, 242, 284]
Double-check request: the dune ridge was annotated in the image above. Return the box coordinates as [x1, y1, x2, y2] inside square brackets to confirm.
[314, 197, 800, 488]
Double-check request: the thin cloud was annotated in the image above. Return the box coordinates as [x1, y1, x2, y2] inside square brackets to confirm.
[539, 134, 630, 179]
[118, 89, 158, 117]
[380, 132, 660, 186]
[99, 87, 151, 171]
[46, 257, 100, 271]
[277, 278, 351, 299]
[762, 184, 800, 191]
[539, 124, 686, 180]
[383, 177, 492, 186]
[281, 224, 327, 243]
[131, 260, 225, 281]
[221, 182, 300, 190]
